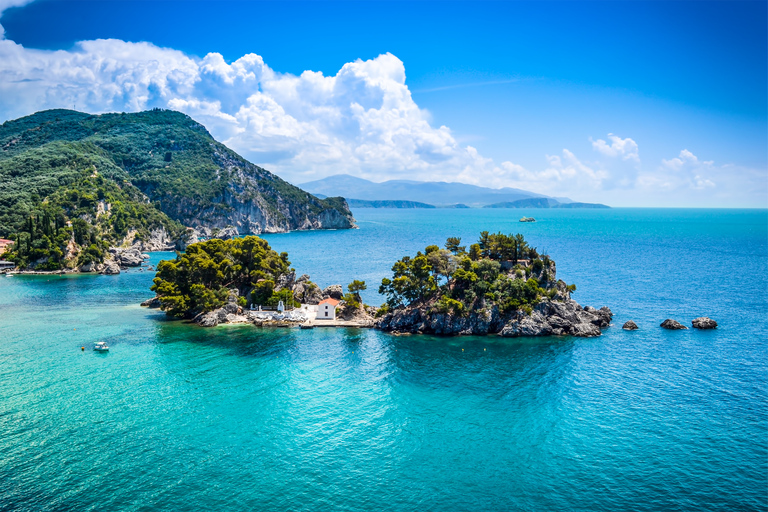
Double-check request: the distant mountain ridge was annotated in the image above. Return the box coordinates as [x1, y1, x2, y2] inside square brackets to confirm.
[484, 198, 609, 209]
[299, 174, 609, 208]
[299, 174, 568, 207]
[346, 199, 436, 208]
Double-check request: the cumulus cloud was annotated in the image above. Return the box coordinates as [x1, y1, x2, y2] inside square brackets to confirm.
[0, 2, 763, 206]
[591, 133, 640, 163]
[650, 149, 718, 190]
[0, 18, 494, 186]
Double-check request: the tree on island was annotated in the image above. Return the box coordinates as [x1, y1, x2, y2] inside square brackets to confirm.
[151, 236, 293, 317]
[379, 232, 554, 315]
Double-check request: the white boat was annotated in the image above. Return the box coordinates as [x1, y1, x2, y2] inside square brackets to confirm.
[93, 341, 109, 352]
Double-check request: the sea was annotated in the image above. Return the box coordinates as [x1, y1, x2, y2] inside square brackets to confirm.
[1, 208, 766, 511]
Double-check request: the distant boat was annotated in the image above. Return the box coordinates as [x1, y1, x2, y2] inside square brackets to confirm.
[519, 217, 536, 222]
[93, 341, 109, 352]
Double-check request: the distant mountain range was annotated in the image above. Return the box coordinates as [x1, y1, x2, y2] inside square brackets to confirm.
[300, 174, 608, 208]
[484, 198, 609, 209]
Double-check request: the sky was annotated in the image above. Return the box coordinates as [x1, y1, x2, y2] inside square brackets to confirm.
[0, 0, 765, 207]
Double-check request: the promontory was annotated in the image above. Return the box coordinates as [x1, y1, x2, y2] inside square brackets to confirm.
[0, 108, 354, 271]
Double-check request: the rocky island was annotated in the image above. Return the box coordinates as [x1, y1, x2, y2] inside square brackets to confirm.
[144, 232, 612, 338]
[0, 109, 355, 272]
[375, 232, 612, 337]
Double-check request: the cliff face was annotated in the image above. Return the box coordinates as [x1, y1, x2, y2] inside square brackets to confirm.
[376, 284, 613, 338]
[147, 145, 355, 235]
[376, 248, 613, 338]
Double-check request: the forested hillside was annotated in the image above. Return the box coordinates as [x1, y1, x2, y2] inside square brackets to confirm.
[0, 109, 354, 270]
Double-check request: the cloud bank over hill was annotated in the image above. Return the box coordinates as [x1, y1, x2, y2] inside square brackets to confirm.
[0, 0, 763, 206]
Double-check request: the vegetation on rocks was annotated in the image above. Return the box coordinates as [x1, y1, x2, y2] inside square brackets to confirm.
[375, 231, 612, 337]
[379, 232, 554, 314]
[151, 236, 293, 318]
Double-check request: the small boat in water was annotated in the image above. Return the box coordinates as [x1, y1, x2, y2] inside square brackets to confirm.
[519, 217, 536, 222]
[93, 341, 109, 352]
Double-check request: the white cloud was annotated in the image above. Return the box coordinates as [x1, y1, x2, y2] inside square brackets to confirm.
[0, 2, 764, 207]
[591, 133, 640, 163]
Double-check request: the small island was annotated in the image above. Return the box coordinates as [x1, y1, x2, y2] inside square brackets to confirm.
[375, 232, 612, 337]
[145, 232, 612, 338]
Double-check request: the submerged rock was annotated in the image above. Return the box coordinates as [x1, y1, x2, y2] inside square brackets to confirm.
[622, 320, 639, 330]
[692, 317, 717, 329]
[660, 319, 687, 330]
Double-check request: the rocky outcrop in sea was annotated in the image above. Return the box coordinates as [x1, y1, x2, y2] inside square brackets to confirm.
[692, 317, 717, 329]
[661, 319, 687, 330]
[376, 295, 613, 338]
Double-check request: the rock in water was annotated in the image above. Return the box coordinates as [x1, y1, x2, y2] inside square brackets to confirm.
[195, 311, 219, 327]
[116, 248, 143, 267]
[141, 297, 161, 308]
[692, 317, 717, 329]
[100, 261, 120, 275]
[622, 320, 638, 330]
[660, 319, 687, 330]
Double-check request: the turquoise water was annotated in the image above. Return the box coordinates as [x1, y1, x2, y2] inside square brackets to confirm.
[1, 208, 766, 511]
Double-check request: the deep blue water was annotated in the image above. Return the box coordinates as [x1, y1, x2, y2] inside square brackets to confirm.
[1, 208, 766, 511]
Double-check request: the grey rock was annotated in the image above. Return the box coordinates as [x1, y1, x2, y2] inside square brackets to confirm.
[661, 319, 687, 330]
[216, 226, 239, 240]
[500, 314, 553, 337]
[692, 317, 717, 329]
[571, 322, 602, 337]
[100, 261, 120, 275]
[275, 271, 296, 292]
[141, 297, 161, 308]
[195, 311, 219, 327]
[323, 284, 344, 300]
[622, 320, 638, 330]
[376, 296, 612, 338]
[139, 227, 176, 251]
[302, 283, 324, 305]
[117, 248, 143, 267]
[79, 261, 97, 273]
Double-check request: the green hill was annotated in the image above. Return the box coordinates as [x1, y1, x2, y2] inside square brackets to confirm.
[0, 109, 355, 270]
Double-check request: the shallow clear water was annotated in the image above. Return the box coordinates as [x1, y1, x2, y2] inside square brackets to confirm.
[1, 208, 766, 511]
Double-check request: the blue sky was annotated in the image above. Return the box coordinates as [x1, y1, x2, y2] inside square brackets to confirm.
[0, 0, 765, 206]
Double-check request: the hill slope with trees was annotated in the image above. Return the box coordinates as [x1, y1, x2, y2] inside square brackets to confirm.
[0, 109, 355, 270]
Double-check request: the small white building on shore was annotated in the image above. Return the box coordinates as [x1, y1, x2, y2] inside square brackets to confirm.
[316, 298, 340, 320]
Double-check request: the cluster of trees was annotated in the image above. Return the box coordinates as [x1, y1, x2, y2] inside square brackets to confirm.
[6, 208, 107, 270]
[151, 236, 295, 317]
[379, 232, 561, 316]
[445, 231, 539, 263]
[342, 280, 367, 310]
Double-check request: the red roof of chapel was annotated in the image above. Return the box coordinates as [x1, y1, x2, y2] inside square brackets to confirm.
[318, 298, 340, 306]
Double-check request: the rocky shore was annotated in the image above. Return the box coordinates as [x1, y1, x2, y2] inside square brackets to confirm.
[375, 291, 613, 338]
